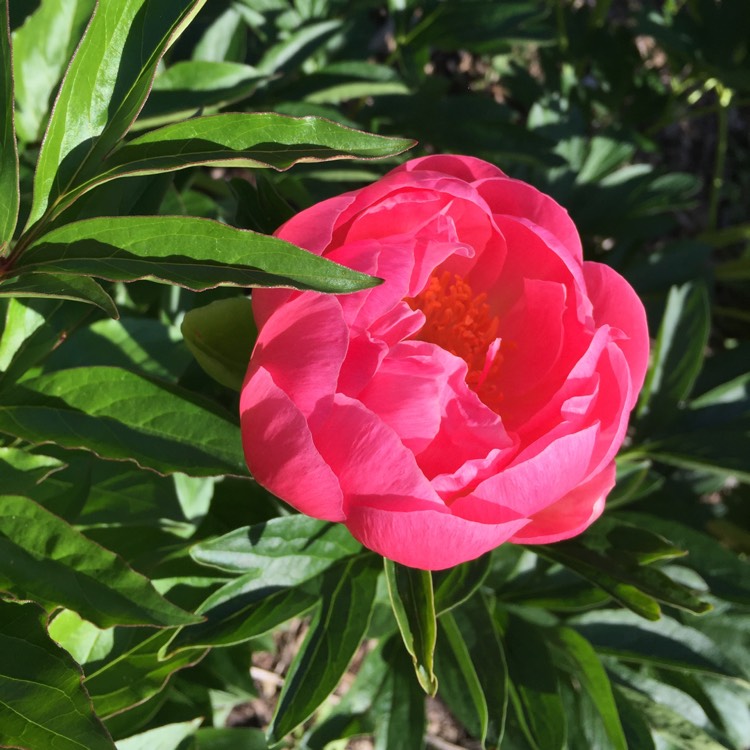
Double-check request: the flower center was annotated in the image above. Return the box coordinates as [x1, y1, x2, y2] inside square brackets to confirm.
[407, 271, 504, 411]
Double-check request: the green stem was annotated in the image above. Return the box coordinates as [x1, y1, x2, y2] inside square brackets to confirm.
[707, 84, 733, 232]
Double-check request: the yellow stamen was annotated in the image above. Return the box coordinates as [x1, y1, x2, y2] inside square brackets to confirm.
[407, 271, 504, 411]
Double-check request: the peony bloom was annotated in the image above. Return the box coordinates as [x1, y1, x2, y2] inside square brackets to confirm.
[240, 155, 649, 570]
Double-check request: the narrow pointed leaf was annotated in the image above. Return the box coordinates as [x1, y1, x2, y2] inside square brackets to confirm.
[268, 555, 380, 741]
[433, 553, 492, 614]
[453, 594, 509, 746]
[0, 366, 246, 477]
[435, 611, 489, 745]
[18, 215, 381, 293]
[0, 0, 19, 247]
[61, 113, 415, 209]
[0, 272, 118, 317]
[28, 0, 207, 228]
[549, 627, 627, 750]
[0, 599, 115, 749]
[384, 559, 438, 695]
[85, 630, 206, 719]
[372, 637, 426, 750]
[11, 0, 96, 143]
[0, 495, 200, 628]
[504, 615, 566, 750]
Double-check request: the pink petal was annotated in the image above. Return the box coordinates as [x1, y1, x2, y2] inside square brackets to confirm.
[248, 293, 348, 419]
[393, 154, 509, 182]
[477, 177, 583, 262]
[240, 367, 345, 521]
[312, 393, 443, 508]
[346, 501, 528, 570]
[583, 262, 650, 405]
[509, 462, 616, 544]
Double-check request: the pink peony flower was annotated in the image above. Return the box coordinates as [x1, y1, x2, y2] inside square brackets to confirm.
[240, 155, 649, 570]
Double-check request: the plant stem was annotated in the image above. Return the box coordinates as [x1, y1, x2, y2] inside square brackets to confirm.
[707, 84, 733, 232]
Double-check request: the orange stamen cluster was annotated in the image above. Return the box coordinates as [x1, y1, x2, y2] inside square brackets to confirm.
[407, 271, 504, 411]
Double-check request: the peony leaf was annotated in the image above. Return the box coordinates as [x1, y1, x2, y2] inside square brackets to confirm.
[435, 611, 490, 745]
[0, 366, 246, 477]
[433, 553, 492, 614]
[548, 627, 628, 750]
[0, 0, 18, 249]
[17, 215, 381, 293]
[570, 610, 746, 681]
[452, 594, 509, 746]
[0, 598, 115, 749]
[638, 281, 711, 428]
[84, 630, 206, 719]
[181, 296, 256, 391]
[0, 272, 118, 317]
[168, 518, 362, 653]
[371, 636, 426, 750]
[503, 614, 567, 750]
[267, 555, 380, 742]
[10, 0, 95, 143]
[384, 559, 439, 696]
[0, 494, 201, 628]
[50, 113, 415, 211]
[27, 0, 206, 229]
[536, 516, 711, 620]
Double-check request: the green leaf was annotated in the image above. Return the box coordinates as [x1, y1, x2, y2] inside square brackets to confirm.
[0, 494, 200, 628]
[0, 598, 115, 749]
[116, 719, 202, 750]
[548, 627, 627, 750]
[613, 687, 656, 750]
[86, 113, 415, 200]
[536, 517, 711, 620]
[571, 610, 745, 680]
[27, 0, 207, 229]
[638, 282, 711, 427]
[10, 0, 96, 143]
[0, 447, 65, 498]
[257, 19, 342, 76]
[452, 594, 509, 746]
[139, 60, 264, 124]
[372, 636, 426, 750]
[626, 514, 750, 606]
[0, 272, 118, 317]
[618, 685, 731, 750]
[168, 518, 361, 652]
[48, 609, 115, 666]
[268, 555, 380, 741]
[433, 552, 492, 614]
[85, 630, 206, 719]
[18, 215, 381, 293]
[190, 727, 269, 750]
[384, 559, 438, 695]
[0, 0, 18, 248]
[0, 366, 246, 477]
[190, 516, 362, 575]
[503, 614, 566, 750]
[181, 296, 256, 390]
[435, 611, 489, 745]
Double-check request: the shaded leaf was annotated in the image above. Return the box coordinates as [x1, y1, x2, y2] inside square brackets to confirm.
[85, 630, 206, 719]
[548, 627, 627, 750]
[0, 0, 18, 248]
[0, 272, 118, 317]
[435, 611, 489, 745]
[0, 366, 246, 477]
[503, 614, 566, 750]
[0, 598, 115, 750]
[268, 555, 380, 741]
[0, 494, 200, 628]
[384, 559, 438, 695]
[28, 0, 207, 228]
[18, 215, 381, 293]
[433, 552, 492, 614]
[10, 0, 95, 143]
